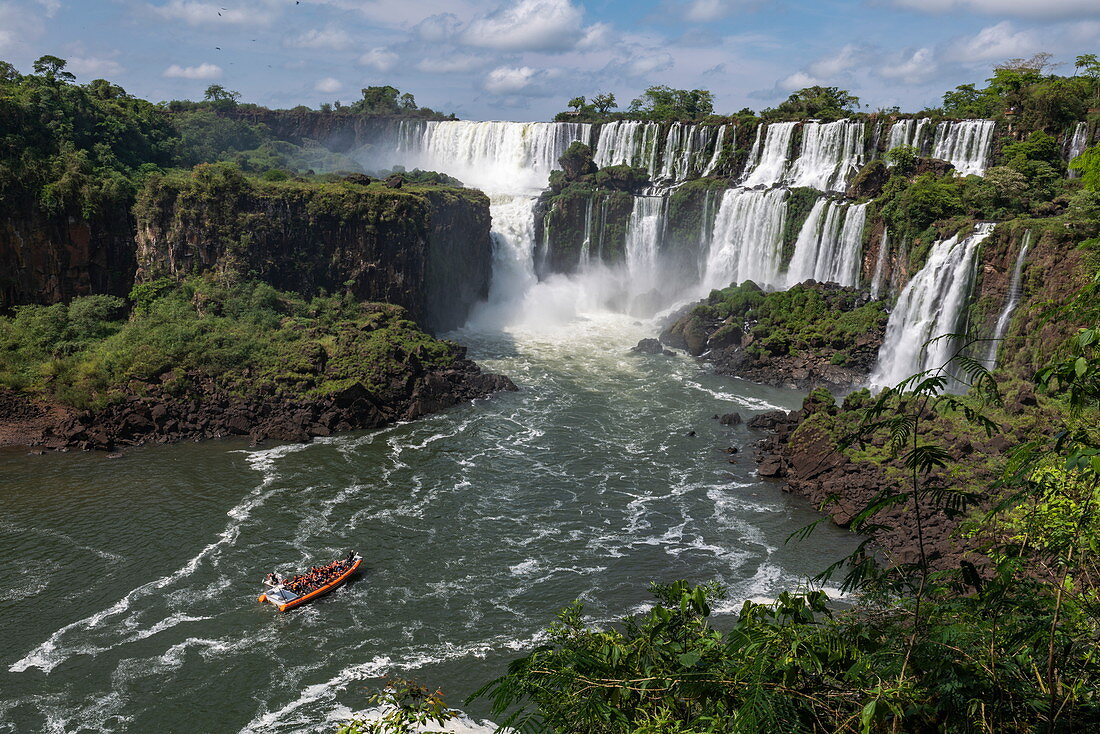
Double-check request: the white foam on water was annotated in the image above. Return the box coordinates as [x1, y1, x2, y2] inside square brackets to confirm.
[10, 442, 312, 674]
[240, 630, 549, 734]
[328, 704, 505, 734]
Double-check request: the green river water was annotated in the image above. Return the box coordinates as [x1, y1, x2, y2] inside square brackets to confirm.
[0, 314, 858, 733]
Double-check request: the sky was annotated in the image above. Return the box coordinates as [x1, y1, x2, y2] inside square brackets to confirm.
[1, 0, 1099, 120]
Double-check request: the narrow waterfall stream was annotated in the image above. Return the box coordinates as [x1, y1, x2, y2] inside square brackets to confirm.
[870, 223, 996, 387]
[984, 230, 1032, 369]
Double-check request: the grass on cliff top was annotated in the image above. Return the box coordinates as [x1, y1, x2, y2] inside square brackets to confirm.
[135, 162, 486, 225]
[695, 281, 888, 359]
[0, 277, 462, 410]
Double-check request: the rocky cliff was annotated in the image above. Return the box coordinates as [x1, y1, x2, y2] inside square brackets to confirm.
[133, 166, 493, 332]
[0, 206, 135, 311]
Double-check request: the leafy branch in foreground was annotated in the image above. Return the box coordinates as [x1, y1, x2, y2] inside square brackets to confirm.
[337, 679, 456, 734]
[469, 327, 1100, 733]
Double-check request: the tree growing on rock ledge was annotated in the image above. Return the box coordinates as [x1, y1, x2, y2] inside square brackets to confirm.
[763, 85, 860, 121]
[629, 85, 715, 121]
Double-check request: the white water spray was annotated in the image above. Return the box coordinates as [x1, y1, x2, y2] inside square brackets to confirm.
[701, 187, 789, 291]
[931, 120, 996, 177]
[870, 223, 995, 387]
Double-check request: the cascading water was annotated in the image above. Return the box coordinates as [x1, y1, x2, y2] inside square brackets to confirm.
[1066, 122, 1089, 178]
[700, 187, 789, 291]
[740, 122, 797, 188]
[870, 227, 889, 299]
[391, 120, 592, 192]
[624, 196, 667, 305]
[984, 230, 1031, 369]
[701, 125, 731, 177]
[787, 121, 866, 191]
[931, 120, 996, 177]
[785, 200, 867, 287]
[870, 223, 995, 387]
[885, 118, 931, 156]
[593, 120, 663, 176]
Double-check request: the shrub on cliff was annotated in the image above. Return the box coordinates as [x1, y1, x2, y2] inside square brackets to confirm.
[691, 281, 887, 359]
[0, 278, 464, 410]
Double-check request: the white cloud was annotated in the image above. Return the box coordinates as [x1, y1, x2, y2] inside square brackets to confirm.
[878, 47, 939, 84]
[148, 1, 273, 27]
[414, 13, 462, 42]
[621, 51, 674, 78]
[415, 55, 489, 73]
[359, 47, 398, 71]
[67, 56, 124, 78]
[287, 27, 352, 50]
[576, 22, 614, 51]
[0, 5, 42, 53]
[778, 70, 822, 91]
[945, 21, 1038, 63]
[36, 0, 61, 17]
[808, 44, 864, 79]
[483, 65, 560, 95]
[463, 0, 585, 52]
[315, 76, 343, 92]
[892, 0, 1100, 19]
[163, 62, 223, 79]
[685, 0, 730, 22]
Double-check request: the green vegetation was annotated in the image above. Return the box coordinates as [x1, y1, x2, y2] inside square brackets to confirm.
[0, 277, 464, 411]
[691, 281, 887, 360]
[467, 318, 1100, 733]
[940, 53, 1095, 132]
[0, 56, 176, 216]
[762, 86, 861, 122]
[0, 57, 460, 221]
[344, 85, 451, 119]
[554, 86, 716, 123]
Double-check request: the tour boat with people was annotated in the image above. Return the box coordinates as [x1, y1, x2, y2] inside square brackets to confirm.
[258, 551, 362, 612]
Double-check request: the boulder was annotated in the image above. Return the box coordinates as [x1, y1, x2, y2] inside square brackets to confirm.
[717, 412, 743, 426]
[631, 338, 671, 355]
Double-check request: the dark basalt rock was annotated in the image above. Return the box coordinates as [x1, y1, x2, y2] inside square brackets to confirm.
[18, 360, 516, 453]
[717, 412, 742, 426]
[631, 338, 673, 356]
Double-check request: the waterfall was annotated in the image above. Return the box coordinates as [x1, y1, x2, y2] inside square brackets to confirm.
[593, 121, 662, 177]
[701, 187, 789, 291]
[624, 196, 667, 299]
[701, 125, 730, 177]
[786, 200, 867, 287]
[984, 230, 1031, 369]
[1067, 122, 1089, 178]
[787, 121, 866, 191]
[931, 120, 996, 176]
[655, 123, 723, 182]
[579, 195, 596, 264]
[741, 122, 797, 188]
[885, 118, 931, 156]
[391, 120, 593, 193]
[870, 227, 889, 299]
[870, 223, 995, 387]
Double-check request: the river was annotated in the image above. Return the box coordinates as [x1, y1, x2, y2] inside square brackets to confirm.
[0, 310, 859, 733]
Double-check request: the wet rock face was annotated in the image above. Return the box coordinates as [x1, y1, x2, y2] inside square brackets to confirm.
[134, 177, 493, 333]
[0, 206, 135, 311]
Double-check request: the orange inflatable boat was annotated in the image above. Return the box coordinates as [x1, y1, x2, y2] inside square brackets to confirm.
[258, 553, 362, 612]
